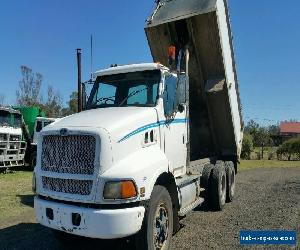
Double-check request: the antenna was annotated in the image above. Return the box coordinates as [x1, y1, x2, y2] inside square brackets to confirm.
[90, 34, 93, 80]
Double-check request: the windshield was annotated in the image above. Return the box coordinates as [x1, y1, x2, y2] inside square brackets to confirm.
[0, 110, 22, 128]
[86, 70, 161, 109]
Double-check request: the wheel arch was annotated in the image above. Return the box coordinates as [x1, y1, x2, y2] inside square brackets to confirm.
[154, 172, 180, 233]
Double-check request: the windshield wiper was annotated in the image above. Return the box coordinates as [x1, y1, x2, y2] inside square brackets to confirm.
[96, 96, 115, 104]
[118, 87, 148, 107]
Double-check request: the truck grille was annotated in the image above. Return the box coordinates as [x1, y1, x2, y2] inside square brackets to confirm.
[41, 135, 96, 175]
[42, 176, 93, 195]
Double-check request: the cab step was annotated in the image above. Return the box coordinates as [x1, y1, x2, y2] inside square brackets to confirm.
[178, 197, 204, 216]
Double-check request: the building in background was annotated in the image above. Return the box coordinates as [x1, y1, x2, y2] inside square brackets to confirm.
[280, 122, 300, 142]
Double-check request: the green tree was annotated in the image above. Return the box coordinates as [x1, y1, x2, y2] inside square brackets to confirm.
[68, 91, 78, 114]
[255, 127, 272, 159]
[277, 137, 300, 161]
[16, 66, 42, 106]
[244, 119, 259, 135]
[241, 133, 253, 160]
[41, 85, 63, 117]
[268, 124, 280, 136]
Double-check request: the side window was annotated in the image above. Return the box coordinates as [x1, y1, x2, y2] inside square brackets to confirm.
[152, 83, 159, 104]
[127, 84, 147, 105]
[43, 121, 53, 127]
[163, 75, 177, 117]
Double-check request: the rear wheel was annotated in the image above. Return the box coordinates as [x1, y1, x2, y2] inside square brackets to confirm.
[135, 185, 173, 250]
[209, 163, 227, 211]
[201, 163, 214, 191]
[225, 161, 236, 202]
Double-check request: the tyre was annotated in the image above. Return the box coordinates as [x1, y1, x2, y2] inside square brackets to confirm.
[135, 185, 173, 250]
[209, 163, 227, 211]
[225, 161, 236, 202]
[200, 163, 214, 190]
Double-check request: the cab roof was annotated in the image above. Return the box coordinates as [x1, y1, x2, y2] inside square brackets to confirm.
[0, 106, 21, 115]
[94, 63, 169, 77]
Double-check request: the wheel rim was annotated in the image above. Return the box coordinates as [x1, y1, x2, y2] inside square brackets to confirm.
[221, 175, 226, 204]
[153, 203, 169, 249]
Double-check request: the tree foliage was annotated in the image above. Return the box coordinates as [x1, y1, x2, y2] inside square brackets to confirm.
[241, 133, 253, 160]
[16, 66, 63, 117]
[277, 137, 300, 161]
[244, 120, 274, 158]
[41, 86, 63, 117]
[16, 66, 42, 106]
[68, 91, 78, 114]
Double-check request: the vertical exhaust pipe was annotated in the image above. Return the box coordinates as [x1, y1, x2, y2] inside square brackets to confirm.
[77, 48, 82, 112]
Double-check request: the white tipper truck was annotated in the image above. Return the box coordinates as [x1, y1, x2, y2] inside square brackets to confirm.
[33, 0, 243, 249]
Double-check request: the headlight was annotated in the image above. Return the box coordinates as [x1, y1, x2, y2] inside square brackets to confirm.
[32, 172, 36, 193]
[103, 180, 137, 200]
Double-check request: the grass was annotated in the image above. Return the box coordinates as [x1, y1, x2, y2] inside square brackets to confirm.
[0, 170, 34, 226]
[239, 159, 300, 171]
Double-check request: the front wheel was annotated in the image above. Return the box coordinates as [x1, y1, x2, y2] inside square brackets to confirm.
[135, 185, 173, 250]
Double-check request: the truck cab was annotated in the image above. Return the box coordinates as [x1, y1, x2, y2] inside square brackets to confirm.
[34, 63, 189, 240]
[0, 107, 27, 169]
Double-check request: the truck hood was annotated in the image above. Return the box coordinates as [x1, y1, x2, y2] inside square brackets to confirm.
[45, 107, 158, 140]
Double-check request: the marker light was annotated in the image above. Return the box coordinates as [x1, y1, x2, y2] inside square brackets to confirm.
[103, 180, 137, 200]
[168, 45, 176, 60]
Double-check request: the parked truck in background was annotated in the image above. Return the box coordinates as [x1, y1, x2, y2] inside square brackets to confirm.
[33, 0, 243, 249]
[0, 107, 27, 170]
[14, 106, 59, 169]
[30, 117, 59, 167]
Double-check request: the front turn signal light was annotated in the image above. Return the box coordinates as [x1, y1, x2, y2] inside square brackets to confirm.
[103, 180, 137, 200]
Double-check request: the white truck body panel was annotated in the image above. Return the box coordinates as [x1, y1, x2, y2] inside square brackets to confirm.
[216, 0, 243, 154]
[34, 196, 145, 239]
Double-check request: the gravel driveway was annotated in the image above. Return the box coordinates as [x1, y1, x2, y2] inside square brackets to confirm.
[0, 167, 299, 250]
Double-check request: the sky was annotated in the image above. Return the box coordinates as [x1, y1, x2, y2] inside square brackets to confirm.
[0, 0, 299, 125]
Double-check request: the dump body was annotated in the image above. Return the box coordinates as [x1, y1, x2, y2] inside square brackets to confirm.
[145, 0, 243, 160]
[13, 106, 46, 138]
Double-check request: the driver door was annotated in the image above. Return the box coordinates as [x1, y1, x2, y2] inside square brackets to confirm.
[161, 74, 188, 177]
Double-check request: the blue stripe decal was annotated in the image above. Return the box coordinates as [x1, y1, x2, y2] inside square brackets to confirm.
[118, 118, 187, 143]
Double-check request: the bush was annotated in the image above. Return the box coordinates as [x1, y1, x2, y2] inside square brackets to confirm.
[268, 151, 275, 160]
[277, 137, 300, 161]
[241, 133, 253, 160]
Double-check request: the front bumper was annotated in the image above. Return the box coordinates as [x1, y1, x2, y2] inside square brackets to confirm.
[34, 197, 145, 239]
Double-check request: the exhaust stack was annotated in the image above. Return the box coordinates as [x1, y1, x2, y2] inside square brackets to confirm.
[77, 48, 82, 112]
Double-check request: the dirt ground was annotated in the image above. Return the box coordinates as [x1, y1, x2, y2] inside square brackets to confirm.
[0, 167, 299, 250]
